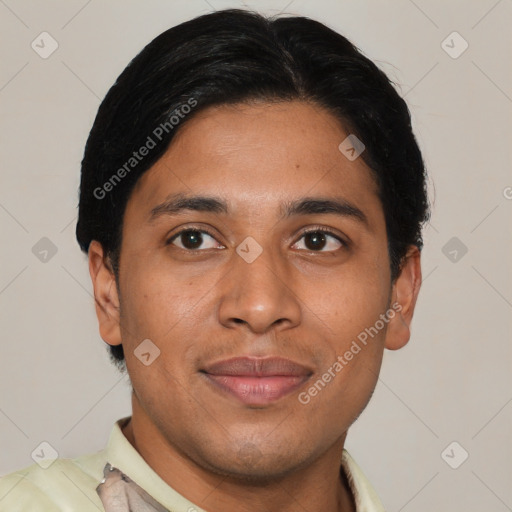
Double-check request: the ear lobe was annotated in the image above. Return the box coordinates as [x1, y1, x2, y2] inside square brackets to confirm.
[88, 240, 122, 347]
[384, 245, 422, 351]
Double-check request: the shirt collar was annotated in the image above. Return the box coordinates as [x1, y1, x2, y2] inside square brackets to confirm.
[103, 416, 385, 512]
[340, 450, 386, 512]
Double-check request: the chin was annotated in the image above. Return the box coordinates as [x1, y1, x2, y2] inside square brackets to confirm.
[191, 438, 314, 483]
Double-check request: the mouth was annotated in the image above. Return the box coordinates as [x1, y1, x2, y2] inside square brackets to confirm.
[200, 356, 313, 406]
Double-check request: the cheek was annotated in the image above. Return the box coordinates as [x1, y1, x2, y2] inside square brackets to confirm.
[305, 261, 390, 339]
[299, 323, 384, 430]
[303, 263, 389, 403]
[118, 262, 223, 390]
[119, 258, 202, 340]
[323, 272, 389, 411]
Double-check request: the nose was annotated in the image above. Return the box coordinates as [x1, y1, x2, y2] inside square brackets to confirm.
[217, 243, 302, 335]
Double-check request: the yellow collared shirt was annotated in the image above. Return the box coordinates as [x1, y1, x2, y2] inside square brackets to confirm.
[0, 417, 386, 511]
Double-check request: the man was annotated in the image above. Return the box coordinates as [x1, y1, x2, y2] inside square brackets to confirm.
[0, 8, 429, 511]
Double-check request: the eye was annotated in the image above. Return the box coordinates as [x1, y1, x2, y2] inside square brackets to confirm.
[167, 228, 223, 251]
[293, 228, 345, 252]
[167, 227, 347, 253]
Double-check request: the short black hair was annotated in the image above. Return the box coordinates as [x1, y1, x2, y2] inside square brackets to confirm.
[76, 8, 430, 368]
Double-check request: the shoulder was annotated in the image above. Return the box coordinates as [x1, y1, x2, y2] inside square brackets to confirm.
[0, 452, 107, 512]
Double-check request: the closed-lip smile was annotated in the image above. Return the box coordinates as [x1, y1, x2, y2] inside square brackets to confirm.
[201, 356, 313, 405]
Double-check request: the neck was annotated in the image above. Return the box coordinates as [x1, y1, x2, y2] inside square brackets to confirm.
[122, 394, 356, 512]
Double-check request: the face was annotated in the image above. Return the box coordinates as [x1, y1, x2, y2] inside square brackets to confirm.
[90, 100, 421, 480]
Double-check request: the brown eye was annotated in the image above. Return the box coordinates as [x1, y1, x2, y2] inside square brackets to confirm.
[294, 229, 345, 252]
[304, 231, 327, 251]
[168, 229, 220, 251]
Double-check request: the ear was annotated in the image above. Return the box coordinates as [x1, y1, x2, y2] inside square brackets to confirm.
[88, 240, 122, 347]
[384, 245, 422, 351]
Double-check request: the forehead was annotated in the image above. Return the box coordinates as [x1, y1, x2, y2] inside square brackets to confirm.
[127, 100, 381, 223]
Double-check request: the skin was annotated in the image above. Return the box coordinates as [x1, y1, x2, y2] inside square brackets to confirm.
[89, 100, 422, 512]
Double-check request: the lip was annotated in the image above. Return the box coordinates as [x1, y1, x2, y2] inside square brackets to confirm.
[201, 357, 313, 405]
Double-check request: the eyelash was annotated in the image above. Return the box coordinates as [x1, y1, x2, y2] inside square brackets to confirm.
[166, 225, 348, 252]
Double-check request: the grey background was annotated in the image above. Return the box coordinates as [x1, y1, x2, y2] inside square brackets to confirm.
[1, 1, 511, 510]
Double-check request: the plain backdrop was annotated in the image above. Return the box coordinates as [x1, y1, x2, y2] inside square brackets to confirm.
[1, 1, 511, 511]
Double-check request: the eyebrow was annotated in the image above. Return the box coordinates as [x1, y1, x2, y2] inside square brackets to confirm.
[148, 192, 369, 226]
